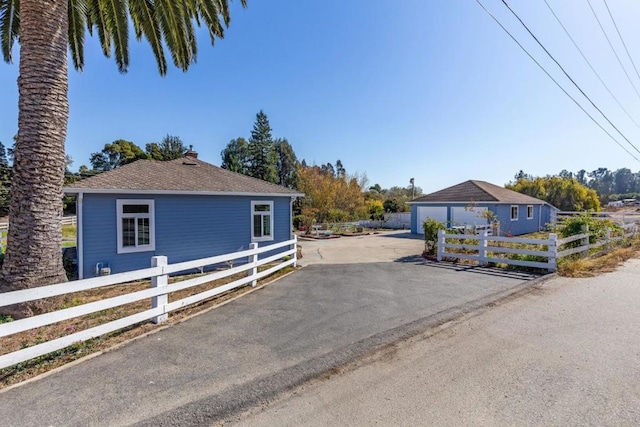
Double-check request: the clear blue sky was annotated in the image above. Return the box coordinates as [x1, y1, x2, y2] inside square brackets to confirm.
[2, 0, 640, 193]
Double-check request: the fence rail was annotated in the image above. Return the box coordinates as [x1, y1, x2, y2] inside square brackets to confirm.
[0, 236, 297, 370]
[0, 216, 77, 250]
[436, 223, 637, 272]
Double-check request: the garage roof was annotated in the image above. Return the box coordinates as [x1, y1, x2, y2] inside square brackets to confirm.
[410, 180, 548, 205]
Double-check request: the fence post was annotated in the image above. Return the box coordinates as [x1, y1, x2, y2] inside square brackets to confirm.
[151, 256, 168, 324]
[248, 242, 258, 287]
[479, 230, 488, 266]
[581, 224, 589, 257]
[292, 235, 298, 268]
[548, 233, 557, 272]
[605, 227, 611, 246]
[437, 229, 445, 262]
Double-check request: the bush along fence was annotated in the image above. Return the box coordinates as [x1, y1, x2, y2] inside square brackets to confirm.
[0, 237, 297, 370]
[436, 223, 637, 272]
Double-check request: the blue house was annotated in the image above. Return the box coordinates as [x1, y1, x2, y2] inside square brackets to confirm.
[65, 153, 302, 279]
[409, 180, 558, 236]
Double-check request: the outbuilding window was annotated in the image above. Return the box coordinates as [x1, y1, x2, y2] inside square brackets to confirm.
[116, 200, 155, 254]
[510, 205, 518, 221]
[527, 205, 534, 219]
[251, 201, 274, 242]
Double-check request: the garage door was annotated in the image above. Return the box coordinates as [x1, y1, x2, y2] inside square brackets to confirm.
[416, 206, 447, 234]
[451, 206, 488, 226]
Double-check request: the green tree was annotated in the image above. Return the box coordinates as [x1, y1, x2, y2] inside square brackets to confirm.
[613, 168, 636, 195]
[274, 138, 298, 188]
[0, 0, 246, 314]
[576, 169, 587, 186]
[335, 159, 346, 179]
[383, 198, 400, 213]
[588, 168, 614, 197]
[247, 110, 277, 183]
[90, 140, 148, 171]
[221, 137, 250, 174]
[145, 134, 188, 161]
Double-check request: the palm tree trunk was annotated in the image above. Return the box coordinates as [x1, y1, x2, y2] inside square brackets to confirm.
[0, 0, 69, 318]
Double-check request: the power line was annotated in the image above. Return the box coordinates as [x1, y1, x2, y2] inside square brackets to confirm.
[473, 0, 639, 162]
[586, 0, 640, 101]
[499, 0, 640, 157]
[543, 0, 640, 129]
[601, 0, 640, 84]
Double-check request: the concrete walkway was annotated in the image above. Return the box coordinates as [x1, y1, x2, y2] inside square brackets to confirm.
[233, 259, 640, 427]
[0, 259, 536, 426]
[297, 230, 424, 266]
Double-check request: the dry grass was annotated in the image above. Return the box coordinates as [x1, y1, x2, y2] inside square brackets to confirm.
[557, 237, 640, 278]
[0, 263, 295, 389]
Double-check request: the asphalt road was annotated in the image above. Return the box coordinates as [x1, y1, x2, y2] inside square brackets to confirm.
[0, 260, 535, 426]
[233, 259, 640, 427]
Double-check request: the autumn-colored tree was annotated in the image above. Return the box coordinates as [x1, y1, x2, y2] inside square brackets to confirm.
[296, 164, 366, 222]
[507, 176, 600, 211]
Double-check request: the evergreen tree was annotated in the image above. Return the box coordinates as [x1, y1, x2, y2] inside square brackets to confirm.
[145, 134, 188, 161]
[275, 138, 298, 188]
[336, 159, 346, 178]
[221, 137, 250, 174]
[247, 110, 278, 183]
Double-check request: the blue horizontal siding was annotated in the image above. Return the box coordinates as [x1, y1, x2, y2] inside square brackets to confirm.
[412, 202, 548, 236]
[81, 194, 293, 278]
[493, 204, 542, 236]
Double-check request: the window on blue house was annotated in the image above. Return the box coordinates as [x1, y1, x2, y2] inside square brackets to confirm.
[251, 201, 274, 242]
[117, 200, 155, 254]
[510, 205, 518, 221]
[527, 205, 534, 219]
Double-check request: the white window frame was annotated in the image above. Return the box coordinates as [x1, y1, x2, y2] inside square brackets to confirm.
[116, 199, 155, 254]
[510, 205, 518, 221]
[251, 200, 274, 243]
[527, 205, 534, 220]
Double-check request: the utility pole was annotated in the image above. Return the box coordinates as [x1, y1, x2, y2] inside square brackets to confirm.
[410, 178, 415, 200]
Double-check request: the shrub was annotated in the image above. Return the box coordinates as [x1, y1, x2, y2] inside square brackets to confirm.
[423, 218, 447, 256]
[293, 215, 305, 229]
[560, 214, 622, 245]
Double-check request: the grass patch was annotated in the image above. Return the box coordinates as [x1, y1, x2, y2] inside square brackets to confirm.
[557, 236, 640, 278]
[62, 224, 76, 238]
[0, 262, 296, 389]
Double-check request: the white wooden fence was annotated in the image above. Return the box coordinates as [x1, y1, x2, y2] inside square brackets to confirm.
[0, 216, 77, 250]
[0, 236, 297, 370]
[436, 223, 637, 272]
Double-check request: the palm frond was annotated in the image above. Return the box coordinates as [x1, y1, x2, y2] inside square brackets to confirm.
[86, 0, 112, 57]
[193, 0, 225, 45]
[128, 0, 167, 75]
[68, 0, 87, 71]
[102, 0, 129, 73]
[181, 0, 197, 62]
[154, 0, 191, 71]
[0, 0, 19, 64]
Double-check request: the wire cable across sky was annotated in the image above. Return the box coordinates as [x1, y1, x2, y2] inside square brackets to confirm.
[500, 0, 640, 157]
[543, 0, 640, 129]
[474, 0, 640, 162]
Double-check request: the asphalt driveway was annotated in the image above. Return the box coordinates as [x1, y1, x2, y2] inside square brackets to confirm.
[0, 255, 537, 426]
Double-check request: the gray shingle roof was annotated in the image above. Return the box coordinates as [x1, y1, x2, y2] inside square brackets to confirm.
[65, 158, 302, 196]
[411, 180, 547, 205]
